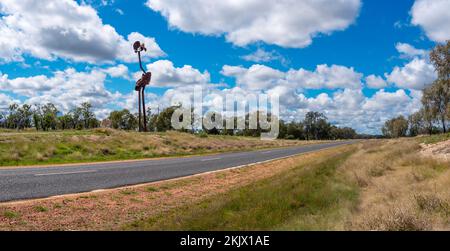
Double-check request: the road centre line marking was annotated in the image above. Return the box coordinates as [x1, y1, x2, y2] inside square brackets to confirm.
[34, 170, 97, 176]
[201, 157, 222, 162]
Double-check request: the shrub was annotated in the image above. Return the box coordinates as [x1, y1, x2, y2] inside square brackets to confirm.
[415, 194, 449, 214]
[358, 207, 431, 231]
[197, 132, 208, 138]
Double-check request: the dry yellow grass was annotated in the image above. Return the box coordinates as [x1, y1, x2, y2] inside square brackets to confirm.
[342, 139, 450, 230]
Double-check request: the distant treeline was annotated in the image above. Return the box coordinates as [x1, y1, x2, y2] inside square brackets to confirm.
[0, 102, 363, 140]
[382, 41, 449, 138]
[106, 108, 361, 140]
[0, 102, 99, 131]
[279, 112, 358, 140]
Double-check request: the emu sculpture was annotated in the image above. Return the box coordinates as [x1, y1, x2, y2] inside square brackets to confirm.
[133, 41, 151, 132]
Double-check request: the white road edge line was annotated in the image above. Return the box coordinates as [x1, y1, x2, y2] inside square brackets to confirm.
[34, 170, 97, 176]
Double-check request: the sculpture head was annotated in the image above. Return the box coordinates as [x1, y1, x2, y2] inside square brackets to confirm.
[133, 41, 141, 52]
[133, 41, 147, 53]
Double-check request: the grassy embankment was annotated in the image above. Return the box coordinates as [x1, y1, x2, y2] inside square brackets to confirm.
[0, 134, 448, 230]
[0, 128, 324, 167]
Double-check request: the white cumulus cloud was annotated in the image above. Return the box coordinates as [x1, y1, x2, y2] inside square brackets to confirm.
[0, 68, 122, 115]
[0, 92, 19, 110]
[222, 64, 363, 91]
[365, 75, 388, 89]
[146, 0, 361, 48]
[241, 48, 288, 65]
[144, 60, 211, 87]
[0, 0, 165, 64]
[395, 43, 427, 58]
[411, 0, 450, 42]
[222, 65, 285, 90]
[102, 64, 129, 79]
[386, 57, 437, 90]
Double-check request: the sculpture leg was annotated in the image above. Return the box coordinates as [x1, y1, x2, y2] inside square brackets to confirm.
[142, 87, 147, 132]
[138, 90, 142, 132]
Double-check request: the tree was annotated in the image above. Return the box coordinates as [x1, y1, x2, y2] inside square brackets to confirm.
[422, 81, 449, 133]
[17, 104, 33, 129]
[110, 110, 125, 129]
[408, 111, 425, 137]
[71, 107, 83, 130]
[242, 112, 261, 137]
[447, 102, 450, 121]
[221, 116, 237, 136]
[429, 80, 448, 133]
[430, 41, 450, 81]
[316, 118, 332, 139]
[286, 121, 304, 139]
[427, 40, 450, 133]
[330, 126, 357, 139]
[279, 115, 355, 140]
[148, 114, 158, 132]
[5, 104, 33, 130]
[32, 105, 43, 131]
[277, 120, 287, 139]
[203, 112, 221, 135]
[6, 103, 20, 129]
[382, 116, 409, 138]
[58, 114, 74, 130]
[109, 109, 137, 130]
[41, 103, 59, 131]
[304, 111, 328, 140]
[420, 93, 436, 135]
[80, 102, 96, 129]
[146, 107, 153, 132]
[155, 106, 178, 132]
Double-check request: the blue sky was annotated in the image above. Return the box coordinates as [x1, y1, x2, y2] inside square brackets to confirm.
[0, 0, 449, 134]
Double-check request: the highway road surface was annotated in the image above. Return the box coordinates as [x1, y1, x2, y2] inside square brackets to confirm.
[0, 141, 355, 202]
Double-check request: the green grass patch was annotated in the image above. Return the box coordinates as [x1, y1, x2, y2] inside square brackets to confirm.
[124, 148, 359, 230]
[418, 133, 450, 144]
[120, 190, 138, 196]
[146, 187, 159, 192]
[3, 210, 19, 219]
[34, 206, 48, 212]
[53, 204, 63, 209]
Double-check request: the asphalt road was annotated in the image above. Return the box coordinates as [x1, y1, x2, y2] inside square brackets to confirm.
[0, 141, 355, 202]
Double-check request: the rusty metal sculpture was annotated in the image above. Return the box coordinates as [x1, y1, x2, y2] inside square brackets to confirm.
[133, 41, 151, 132]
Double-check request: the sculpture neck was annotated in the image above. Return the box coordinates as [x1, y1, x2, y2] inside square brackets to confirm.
[138, 51, 146, 73]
